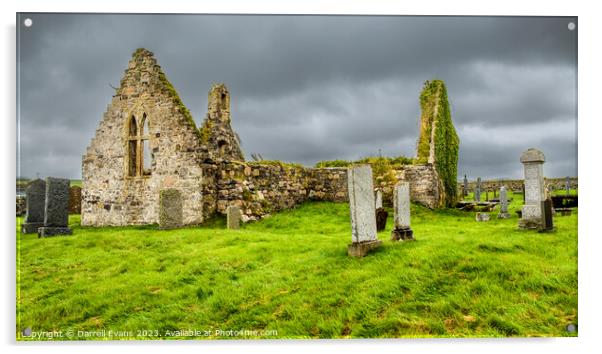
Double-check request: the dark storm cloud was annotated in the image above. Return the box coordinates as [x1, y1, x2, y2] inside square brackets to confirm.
[17, 14, 577, 180]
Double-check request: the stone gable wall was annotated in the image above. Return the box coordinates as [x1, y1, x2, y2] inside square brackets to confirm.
[81, 49, 207, 226]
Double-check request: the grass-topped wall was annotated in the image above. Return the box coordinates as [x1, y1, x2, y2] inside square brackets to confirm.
[416, 80, 459, 207]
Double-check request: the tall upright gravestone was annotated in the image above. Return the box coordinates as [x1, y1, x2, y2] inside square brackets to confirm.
[475, 177, 481, 202]
[518, 148, 546, 229]
[21, 179, 46, 234]
[347, 165, 381, 257]
[227, 205, 241, 230]
[159, 189, 183, 229]
[391, 182, 414, 241]
[375, 189, 383, 209]
[38, 177, 72, 237]
[497, 186, 511, 219]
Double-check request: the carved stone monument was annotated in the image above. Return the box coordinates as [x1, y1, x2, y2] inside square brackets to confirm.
[21, 179, 46, 234]
[347, 165, 381, 257]
[38, 177, 72, 237]
[497, 186, 511, 219]
[475, 177, 481, 202]
[391, 182, 414, 241]
[518, 148, 546, 229]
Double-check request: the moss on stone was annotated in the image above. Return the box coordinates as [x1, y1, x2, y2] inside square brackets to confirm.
[416, 80, 459, 207]
[250, 160, 304, 169]
[157, 70, 203, 141]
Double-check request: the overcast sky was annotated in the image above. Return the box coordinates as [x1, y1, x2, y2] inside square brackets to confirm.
[17, 14, 577, 180]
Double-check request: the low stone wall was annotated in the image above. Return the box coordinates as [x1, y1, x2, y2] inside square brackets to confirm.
[396, 164, 443, 209]
[463, 177, 578, 193]
[212, 161, 443, 222]
[68, 186, 82, 214]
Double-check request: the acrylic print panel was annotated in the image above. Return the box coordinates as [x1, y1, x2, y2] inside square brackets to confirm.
[16, 13, 578, 340]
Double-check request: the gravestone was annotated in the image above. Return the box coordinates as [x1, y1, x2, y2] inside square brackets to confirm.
[497, 186, 511, 219]
[158, 189, 183, 229]
[21, 179, 46, 234]
[68, 185, 82, 214]
[391, 182, 414, 241]
[227, 205, 241, 230]
[375, 189, 383, 209]
[347, 165, 381, 257]
[375, 208, 388, 232]
[565, 176, 571, 195]
[539, 199, 555, 232]
[475, 177, 481, 202]
[475, 212, 490, 222]
[38, 177, 72, 237]
[518, 148, 546, 229]
[485, 190, 489, 201]
[463, 175, 468, 197]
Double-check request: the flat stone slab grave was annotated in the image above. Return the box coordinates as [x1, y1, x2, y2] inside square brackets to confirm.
[38, 177, 72, 238]
[347, 164, 381, 257]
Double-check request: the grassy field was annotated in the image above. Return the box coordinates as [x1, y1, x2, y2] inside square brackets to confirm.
[16, 192, 577, 340]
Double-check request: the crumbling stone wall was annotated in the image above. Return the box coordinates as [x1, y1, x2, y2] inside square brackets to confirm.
[464, 177, 578, 194]
[396, 164, 443, 209]
[415, 80, 459, 207]
[82, 49, 207, 226]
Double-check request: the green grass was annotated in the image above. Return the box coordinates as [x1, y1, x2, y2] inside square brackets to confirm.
[16, 192, 577, 340]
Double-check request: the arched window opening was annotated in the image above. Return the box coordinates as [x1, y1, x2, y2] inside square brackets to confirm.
[127, 113, 152, 177]
[218, 140, 227, 156]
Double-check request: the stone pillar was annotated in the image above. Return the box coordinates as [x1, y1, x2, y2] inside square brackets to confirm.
[497, 186, 510, 219]
[475, 177, 481, 202]
[347, 165, 381, 257]
[227, 205, 241, 230]
[159, 189, 183, 229]
[463, 174, 468, 198]
[21, 179, 46, 234]
[38, 177, 72, 237]
[391, 182, 414, 241]
[565, 176, 571, 195]
[518, 148, 546, 229]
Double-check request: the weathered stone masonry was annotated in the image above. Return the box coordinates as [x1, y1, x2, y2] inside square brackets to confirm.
[82, 48, 453, 226]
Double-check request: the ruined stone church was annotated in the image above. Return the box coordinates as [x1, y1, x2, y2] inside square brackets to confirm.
[82, 48, 457, 226]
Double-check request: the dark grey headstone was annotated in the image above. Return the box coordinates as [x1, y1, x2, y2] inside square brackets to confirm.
[159, 189, 183, 229]
[38, 177, 72, 238]
[540, 199, 554, 232]
[21, 179, 46, 234]
[375, 207, 388, 232]
[463, 175, 468, 197]
[44, 177, 70, 227]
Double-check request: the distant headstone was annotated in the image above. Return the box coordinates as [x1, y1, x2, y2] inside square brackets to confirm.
[158, 189, 183, 229]
[475, 177, 481, 202]
[518, 148, 546, 229]
[38, 177, 72, 237]
[475, 212, 490, 222]
[540, 199, 555, 232]
[391, 182, 414, 241]
[375, 208, 388, 232]
[485, 190, 489, 201]
[227, 205, 241, 230]
[463, 175, 468, 197]
[68, 185, 82, 214]
[565, 176, 571, 195]
[497, 186, 511, 219]
[375, 189, 383, 209]
[21, 179, 46, 234]
[347, 165, 381, 257]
